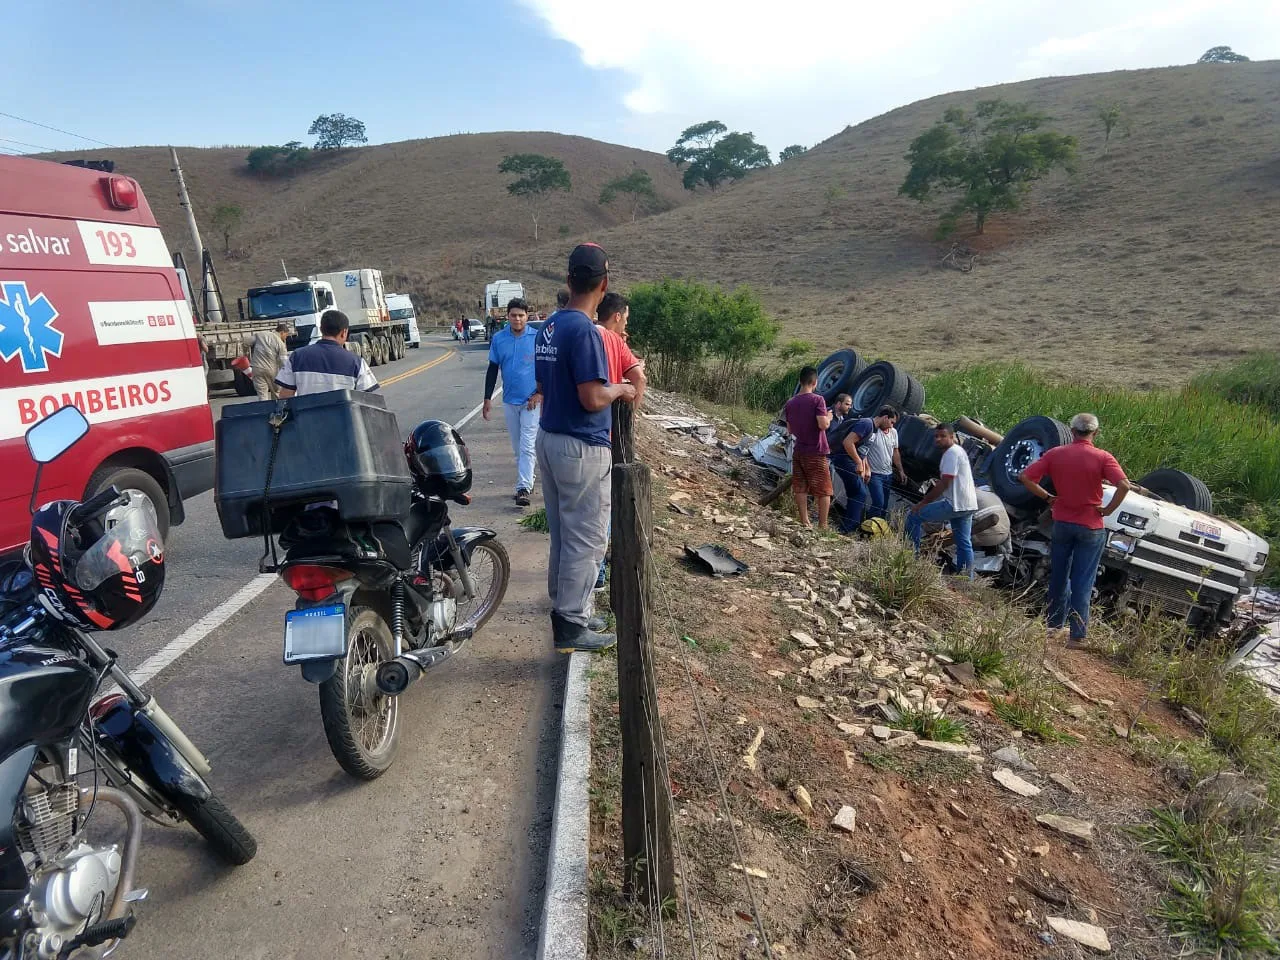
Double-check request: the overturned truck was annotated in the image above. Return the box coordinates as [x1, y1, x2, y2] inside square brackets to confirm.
[752, 349, 1270, 635]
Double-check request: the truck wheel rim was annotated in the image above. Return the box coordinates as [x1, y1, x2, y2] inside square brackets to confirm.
[852, 375, 884, 412]
[817, 362, 845, 393]
[1004, 438, 1045, 478]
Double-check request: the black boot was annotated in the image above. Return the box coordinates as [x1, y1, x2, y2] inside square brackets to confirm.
[552, 613, 616, 653]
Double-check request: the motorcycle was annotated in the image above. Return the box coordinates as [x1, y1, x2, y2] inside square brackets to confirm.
[0, 405, 256, 960]
[271, 419, 509, 780]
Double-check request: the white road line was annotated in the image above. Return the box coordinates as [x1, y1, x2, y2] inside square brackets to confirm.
[121, 574, 277, 689]
[455, 387, 501, 430]
[129, 391, 502, 688]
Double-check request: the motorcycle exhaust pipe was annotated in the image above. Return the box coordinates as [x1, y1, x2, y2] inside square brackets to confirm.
[375, 626, 475, 696]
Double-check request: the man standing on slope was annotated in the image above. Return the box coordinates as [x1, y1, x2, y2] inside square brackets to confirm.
[1019, 413, 1131, 647]
[483, 297, 540, 507]
[535, 244, 636, 653]
[783, 366, 833, 528]
[276, 309, 378, 397]
[906, 423, 978, 578]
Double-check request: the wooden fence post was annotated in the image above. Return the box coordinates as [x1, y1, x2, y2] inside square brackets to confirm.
[611, 461, 676, 907]
[611, 399, 635, 465]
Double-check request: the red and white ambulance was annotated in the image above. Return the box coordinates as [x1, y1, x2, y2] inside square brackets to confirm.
[0, 155, 213, 553]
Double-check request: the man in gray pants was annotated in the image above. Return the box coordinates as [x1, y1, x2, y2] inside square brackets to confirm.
[534, 243, 636, 652]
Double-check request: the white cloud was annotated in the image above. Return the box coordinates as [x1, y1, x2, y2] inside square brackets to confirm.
[519, 0, 1280, 151]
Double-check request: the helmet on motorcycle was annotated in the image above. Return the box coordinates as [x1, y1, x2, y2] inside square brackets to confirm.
[28, 492, 165, 631]
[405, 419, 473, 500]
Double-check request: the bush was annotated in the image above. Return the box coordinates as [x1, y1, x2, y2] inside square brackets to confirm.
[627, 279, 777, 400]
[245, 143, 314, 177]
[1192, 353, 1280, 420]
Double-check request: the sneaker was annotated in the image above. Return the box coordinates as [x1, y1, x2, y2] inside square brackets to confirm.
[587, 615, 608, 632]
[515, 489, 531, 507]
[594, 566, 607, 590]
[552, 613, 616, 653]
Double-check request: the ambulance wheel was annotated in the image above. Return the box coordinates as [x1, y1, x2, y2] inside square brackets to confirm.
[86, 467, 171, 541]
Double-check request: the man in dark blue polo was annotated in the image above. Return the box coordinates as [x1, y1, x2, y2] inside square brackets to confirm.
[275, 309, 378, 397]
[534, 244, 636, 653]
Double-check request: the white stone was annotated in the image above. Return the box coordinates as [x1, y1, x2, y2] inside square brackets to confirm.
[791, 784, 813, 813]
[916, 740, 980, 755]
[790, 630, 820, 649]
[993, 768, 1042, 797]
[1037, 813, 1095, 841]
[1047, 917, 1111, 953]
[831, 805, 857, 832]
[795, 696, 822, 710]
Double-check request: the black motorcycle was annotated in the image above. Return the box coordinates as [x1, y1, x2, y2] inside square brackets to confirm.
[0, 406, 256, 960]
[273, 419, 509, 780]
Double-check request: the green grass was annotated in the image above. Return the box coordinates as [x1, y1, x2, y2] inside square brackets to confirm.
[518, 507, 549, 532]
[855, 535, 950, 616]
[922, 360, 1280, 583]
[990, 689, 1073, 742]
[890, 702, 968, 743]
[1191, 352, 1280, 421]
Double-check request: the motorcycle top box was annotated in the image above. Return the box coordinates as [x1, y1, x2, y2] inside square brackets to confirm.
[214, 390, 413, 539]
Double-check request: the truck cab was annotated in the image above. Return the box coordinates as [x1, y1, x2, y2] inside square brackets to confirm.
[385, 293, 420, 349]
[244, 278, 335, 348]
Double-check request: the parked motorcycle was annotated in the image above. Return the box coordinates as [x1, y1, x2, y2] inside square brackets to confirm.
[274, 419, 509, 780]
[0, 406, 256, 960]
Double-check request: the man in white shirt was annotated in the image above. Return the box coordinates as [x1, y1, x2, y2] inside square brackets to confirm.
[862, 405, 907, 519]
[906, 423, 978, 578]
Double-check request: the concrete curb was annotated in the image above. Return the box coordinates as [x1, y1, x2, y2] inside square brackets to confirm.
[538, 651, 592, 960]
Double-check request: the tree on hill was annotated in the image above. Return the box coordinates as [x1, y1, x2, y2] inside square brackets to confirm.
[309, 113, 368, 149]
[1198, 46, 1249, 63]
[899, 99, 1076, 237]
[600, 169, 657, 221]
[245, 143, 312, 177]
[779, 144, 807, 162]
[1096, 102, 1130, 154]
[210, 204, 243, 254]
[666, 121, 772, 191]
[499, 153, 571, 240]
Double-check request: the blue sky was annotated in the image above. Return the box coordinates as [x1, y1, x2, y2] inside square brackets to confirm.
[3, 0, 1277, 159]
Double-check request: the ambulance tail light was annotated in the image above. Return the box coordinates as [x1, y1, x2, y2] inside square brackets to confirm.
[102, 176, 139, 211]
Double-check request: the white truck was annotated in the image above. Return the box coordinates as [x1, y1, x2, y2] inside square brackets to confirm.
[481, 280, 526, 322]
[385, 293, 421, 349]
[306, 268, 406, 365]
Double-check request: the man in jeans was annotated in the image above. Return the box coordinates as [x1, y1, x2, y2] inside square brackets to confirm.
[783, 367, 832, 528]
[906, 424, 978, 577]
[863, 406, 907, 519]
[1020, 413, 1131, 646]
[535, 244, 636, 653]
[483, 297, 540, 506]
[830, 405, 901, 533]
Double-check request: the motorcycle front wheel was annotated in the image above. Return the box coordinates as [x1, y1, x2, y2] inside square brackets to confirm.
[438, 540, 511, 634]
[318, 606, 401, 780]
[171, 791, 258, 865]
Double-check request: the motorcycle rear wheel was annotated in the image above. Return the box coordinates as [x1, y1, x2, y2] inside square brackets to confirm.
[319, 606, 402, 780]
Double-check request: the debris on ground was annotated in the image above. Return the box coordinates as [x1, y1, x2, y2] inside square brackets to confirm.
[682, 543, 749, 577]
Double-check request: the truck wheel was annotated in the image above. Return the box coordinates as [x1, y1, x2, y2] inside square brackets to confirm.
[86, 467, 171, 541]
[848, 361, 911, 417]
[1139, 468, 1213, 513]
[232, 369, 255, 398]
[896, 414, 940, 481]
[902, 376, 926, 416]
[815, 350, 867, 404]
[989, 416, 1072, 508]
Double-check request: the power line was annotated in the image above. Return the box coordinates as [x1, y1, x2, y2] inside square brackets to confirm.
[0, 135, 56, 152]
[0, 111, 115, 148]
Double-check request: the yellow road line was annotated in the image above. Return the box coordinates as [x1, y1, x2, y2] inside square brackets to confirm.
[380, 348, 456, 387]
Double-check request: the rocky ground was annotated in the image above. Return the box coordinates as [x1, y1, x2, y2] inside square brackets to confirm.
[581, 391, 1232, 959]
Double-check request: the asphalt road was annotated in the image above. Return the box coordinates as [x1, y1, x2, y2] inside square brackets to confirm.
[98, 334, 566, 959]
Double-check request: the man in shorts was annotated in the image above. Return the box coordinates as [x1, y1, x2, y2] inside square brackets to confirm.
[783, 366, 833, 528]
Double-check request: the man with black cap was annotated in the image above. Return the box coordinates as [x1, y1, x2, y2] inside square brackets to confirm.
[534, 244, 637, 652]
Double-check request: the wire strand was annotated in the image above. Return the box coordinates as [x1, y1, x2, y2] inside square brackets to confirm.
[0, 111, 116, 148]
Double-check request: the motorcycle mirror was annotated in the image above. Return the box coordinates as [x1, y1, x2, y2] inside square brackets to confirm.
[25, 405, 90, 464]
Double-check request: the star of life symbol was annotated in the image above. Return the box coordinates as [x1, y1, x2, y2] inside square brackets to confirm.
[0, 281, 63, 374]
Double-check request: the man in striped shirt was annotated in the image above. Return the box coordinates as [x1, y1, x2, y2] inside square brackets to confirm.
[276, 309, 379, 397]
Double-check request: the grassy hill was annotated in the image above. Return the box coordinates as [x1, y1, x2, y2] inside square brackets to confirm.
[46, 133, 692, 318]
[514, 61, 1278, 387]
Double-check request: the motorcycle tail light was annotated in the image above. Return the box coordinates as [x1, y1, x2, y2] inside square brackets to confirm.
[282, 564, 352, 601]
[89, 692, 127, 721]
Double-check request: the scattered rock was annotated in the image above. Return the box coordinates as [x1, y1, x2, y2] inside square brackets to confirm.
[795, 696, 822, 710]
[791, 784, 814, 813]
[722, 604, 739, 615]
[900, 850, 916, 864]
[837, 722, 866, 737]
[992, 746, 1037, 772]
[883, 733, 918, 749]
[1049, 773, 1082, 795]
[1031, 843, 1050, 857]
[767, 669, 787, 679]
[917, 740, 980, 755]
[957, 699, 993, 717]
[790, 630, 820, 649]
[1066, 705, 1088, 719]
[871, 725, 893, 740]
[730, 862, 769, 879]
[750, 538, 775, 550]
[843, 750, 857, 770]
[1046, 917, 1111, 953]
[1112, 724, 1130, 739]
[808, 653, 852, 680]
[668, 491, 692, 503]
[994, 768, 1042, 797]
[1036, 814, 1095, 842]
[943, 661, 977, 686]
[948, 801, 969, 820]
[741, 727, 765, 772]
[831, 805, 857, 833]
[1044, 662, 1098, 704]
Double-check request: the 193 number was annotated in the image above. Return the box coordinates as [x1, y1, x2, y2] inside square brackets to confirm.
[94, 229, 137, 258]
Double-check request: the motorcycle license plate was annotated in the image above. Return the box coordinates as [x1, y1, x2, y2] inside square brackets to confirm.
[283, 605, 347, 664]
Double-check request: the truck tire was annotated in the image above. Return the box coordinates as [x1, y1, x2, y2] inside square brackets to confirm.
[815, 350, 867, 404]
[86, 466, 171, 541]
[232, 368, 255, 398]
[896, 415, 941, 481]
[989, 416, 1072, 508]
[902, 376, 926, 416]
[848, 361, 911, 417]
[1139, 468, 1213, 513]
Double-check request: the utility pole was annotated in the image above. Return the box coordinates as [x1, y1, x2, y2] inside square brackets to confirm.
[170, 147, 223, 322]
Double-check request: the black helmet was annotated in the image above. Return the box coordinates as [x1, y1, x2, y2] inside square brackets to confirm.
[28, 492, 165, 631]
[405, 420, 472, 500]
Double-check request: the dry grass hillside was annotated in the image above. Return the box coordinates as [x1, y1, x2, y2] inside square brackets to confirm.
[46, 133, 691, 317]
[514, 61, 1280, 387]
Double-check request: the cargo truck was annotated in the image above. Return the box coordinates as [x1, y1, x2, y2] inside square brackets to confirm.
[481, 280, 525, 322]
[307, 268, 406, 366]
[385, 292, 421, 349]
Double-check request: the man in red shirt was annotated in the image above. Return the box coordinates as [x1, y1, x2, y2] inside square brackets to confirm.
[1020, 413, 1131, 646]
[596, 292, 646, 405]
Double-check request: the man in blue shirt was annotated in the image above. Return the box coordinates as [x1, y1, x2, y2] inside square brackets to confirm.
[483, 297, 540, 506]
[535, 244, 636, 653]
